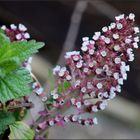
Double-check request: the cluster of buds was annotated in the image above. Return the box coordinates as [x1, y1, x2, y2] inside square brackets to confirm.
[32, 78, 48, 102]
[36, 114, 98, 132]
[1, 24, 30, 41]
[35, 13, 139, 134]
[53, 65, 72, 82]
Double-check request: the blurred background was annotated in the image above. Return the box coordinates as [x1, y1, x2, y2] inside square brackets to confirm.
[0, 0, 140, 139]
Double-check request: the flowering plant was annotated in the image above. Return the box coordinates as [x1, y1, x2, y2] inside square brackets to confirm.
[0, 13, 139, 139]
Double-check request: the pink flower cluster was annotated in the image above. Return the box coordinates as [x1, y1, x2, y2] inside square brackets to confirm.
[36, 13, 139, 131]
[37, 114, 97, 131]
[2, 24, 30, 41]
[1, 13, 139, 135]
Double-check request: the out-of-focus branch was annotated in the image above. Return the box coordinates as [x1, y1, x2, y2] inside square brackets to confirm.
[57, 0, 88, 65]
[90, 0, 120, 20]
[0, 102, 34, 111]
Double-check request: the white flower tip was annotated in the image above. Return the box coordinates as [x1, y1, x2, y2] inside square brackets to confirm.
[76, 61, 83, 68]
[66, 75, 71, 81]
[65, 51, 80, 59]
[36, 87, 44, 95]
[81, 45, 88, 52]
[100, 101, 107, 110]
[134, 27, 140, 34]
[114, 45, 120, 51]
[103, 92, 109, 98]
[114, 57, 121, 64]
[81, 87, 87, 93]
[76, 102, 82, 108]
[101, 51, 107, 57]
[133, 42, 139, 48]
[10, 24, 17, 30]
[134, 37, 139, 42]
[1, 25, 6, 30]
[82, 37, 89, 42]
[125, 65, 130, 71]
[53, 93, 59, 99]
[95, 31, 101, 36]
[113, 33, 119, 39]
[28, 57, 33, 64]
[110, 22, 116, 29]
[104, 37, 111, 44]
[93, 117, 98, 125]
[53, 65, 61, 75]
[16, 34, 22, 40]
[92, 35, 99, 41]
[118, 78, 124, 85]
[102, 26, 108, 32]
[58, 70, 65, 77]
[24, 32, 30, 39]
[96, 68, 102, 75]
[92, 106, 98, 112]
[41, 96, 48, 102]
[109, 91, 116, 99]
[113, 72, 119, 80]
[19, 23, 27, 31]
[88, 49, 94, 55]
[49, 120, 54, 126]
[117, 23, 123, 30]
[115, 14, 125, 20]
[96, 83, 103, 89]
[89, 40, 95, 45]
[116, 85, 121, 93]
[129, 13, 135, 20]
[125, 38, 132, 44]
[72, 115, 78, 122]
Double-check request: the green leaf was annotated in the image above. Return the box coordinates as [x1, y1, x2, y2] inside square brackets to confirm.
[0, 32, 45, 77]
[9, 121, 35, 140]
[10, 40, 45, 63]
[0, 57, 20, 78]
[0, 68, 33, 103]
[47, 68, 55, 91]
[63, 81, 70, 91]
[0, 111, 16, 135]
[0, 28, 4, 34]
[0, 32, 10, 48]
[57, 84, 63, 94]
[0, 31, 45, 102]
[47, 97, 54, 105]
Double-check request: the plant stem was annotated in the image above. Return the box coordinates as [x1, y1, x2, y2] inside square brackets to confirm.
[0, 102, 34, 111]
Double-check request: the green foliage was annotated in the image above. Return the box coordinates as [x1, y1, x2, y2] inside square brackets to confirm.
[10, 40, 44, 63]
[57, 81, 70, 94]
[0, 31, 45, 103]
[48, 68, 55, 91]
[0, 111, 16, 135]
[0, 28, 44, 139]
[0, 69, 33, 103]
[63, 81, 70, 91]
[9, 121, 35, 139]
[57, 84, 63, 94]
[0, 32, 45, 77]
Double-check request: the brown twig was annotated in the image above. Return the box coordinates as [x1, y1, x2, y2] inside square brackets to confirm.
[0, 102, 34, 111]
